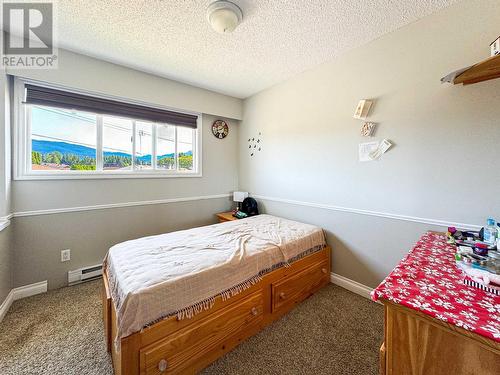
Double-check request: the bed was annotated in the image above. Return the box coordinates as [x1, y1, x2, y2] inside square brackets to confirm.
[102, 214, 331, 374]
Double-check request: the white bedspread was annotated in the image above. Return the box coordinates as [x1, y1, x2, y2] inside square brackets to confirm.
[104, 214, 326, 341]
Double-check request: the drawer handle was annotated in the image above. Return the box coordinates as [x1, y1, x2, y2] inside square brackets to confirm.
[321, 268, 327, 274]
[279, 292, 286, 300]
[251, 307, 258, 316]
[158, 359, 168, 372]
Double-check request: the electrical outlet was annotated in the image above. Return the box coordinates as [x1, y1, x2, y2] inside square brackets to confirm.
[61, 249, 71, 262]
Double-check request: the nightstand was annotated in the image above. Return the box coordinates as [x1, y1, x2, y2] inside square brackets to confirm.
[216, 211, 238, 223]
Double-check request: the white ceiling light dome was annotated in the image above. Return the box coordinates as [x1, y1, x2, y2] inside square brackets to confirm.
[207, 1, 243, 34]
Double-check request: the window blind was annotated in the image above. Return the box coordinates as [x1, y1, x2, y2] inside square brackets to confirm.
[24, 84, 198, 128]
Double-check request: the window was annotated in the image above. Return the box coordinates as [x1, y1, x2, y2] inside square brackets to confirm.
[15, 79, 201, 179]
[156, 124, 176, 170]
[102, 116, 133, 171]
[31, 106, 97, 171]
[135, 121, 153, 170]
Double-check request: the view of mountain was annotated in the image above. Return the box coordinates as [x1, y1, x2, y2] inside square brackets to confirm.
[32, 139, 192, 161]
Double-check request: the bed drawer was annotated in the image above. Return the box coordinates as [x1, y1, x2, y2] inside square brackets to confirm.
[139, 290, 264, 374]
[272, 259, 329, 313]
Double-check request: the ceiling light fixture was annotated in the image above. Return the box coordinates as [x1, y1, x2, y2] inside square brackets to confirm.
[207, 1, 243, 34]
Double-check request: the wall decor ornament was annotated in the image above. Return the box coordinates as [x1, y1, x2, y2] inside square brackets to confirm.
[212, 120, 229, 139]
[247, 132, 262, 157]
[353, 99, 373, 119]
[361, 122, 376, 137]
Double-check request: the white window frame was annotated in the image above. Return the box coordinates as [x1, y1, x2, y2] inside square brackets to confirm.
[13, 78, 202, 180]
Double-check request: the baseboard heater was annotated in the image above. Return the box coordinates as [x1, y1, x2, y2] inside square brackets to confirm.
[68, 264, 103, 285]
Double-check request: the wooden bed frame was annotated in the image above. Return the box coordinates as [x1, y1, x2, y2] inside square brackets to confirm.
[102, 245, 331, 375]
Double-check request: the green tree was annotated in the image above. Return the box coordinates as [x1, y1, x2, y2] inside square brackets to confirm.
[103, 155, 132, 169]
[31, 151, 42, 165]
[158, 156, 175, 169]
[43, 151, 63, 165]
[71, 165, 96, 170]
[178, 154, 193, 170]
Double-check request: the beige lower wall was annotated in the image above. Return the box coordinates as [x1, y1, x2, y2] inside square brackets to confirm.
[12, 197, 232, 290]
[257, 199, 443, 288]
[0, 225, 12, 302]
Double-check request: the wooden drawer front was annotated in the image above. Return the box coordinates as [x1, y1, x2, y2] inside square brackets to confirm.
[140, 290, 264, 375]
[272, 260, 329, 313]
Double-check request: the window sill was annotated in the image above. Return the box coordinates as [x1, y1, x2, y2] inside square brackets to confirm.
[14, 171, 202, 181]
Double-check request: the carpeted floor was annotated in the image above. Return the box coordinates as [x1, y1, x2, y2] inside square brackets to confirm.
[0, 280, 383, 375]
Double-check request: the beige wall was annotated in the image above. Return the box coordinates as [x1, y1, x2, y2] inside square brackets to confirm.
[12, 113, 239, 212]
[3, 0, 500, 294]
[0, 226, 12, 302]
[0, 71, 12, 302]
[7, 48, 242, 120]
[0, 73, 11, 218]
[11, 112, 239, 289]
[9, 48, 242, 213]
[12, 197, 231, 289]
[239, 0, 500, 287]
[2, 49, 242, 291]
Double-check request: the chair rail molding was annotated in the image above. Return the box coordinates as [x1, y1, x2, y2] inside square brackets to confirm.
[252, 194, 481, 231]
[5, 193, 231, 219]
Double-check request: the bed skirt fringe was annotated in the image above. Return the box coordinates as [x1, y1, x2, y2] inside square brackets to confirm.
[173, 244, 326, 321]
[134, 244, 326, 337]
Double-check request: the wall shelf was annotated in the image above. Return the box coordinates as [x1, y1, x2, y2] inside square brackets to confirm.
[442, 55, 500, 85]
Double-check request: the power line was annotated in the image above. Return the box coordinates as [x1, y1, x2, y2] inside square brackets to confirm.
[33, 135, 131, 155]
[32, 106, 193, 153]
[32, 134, 96, 149]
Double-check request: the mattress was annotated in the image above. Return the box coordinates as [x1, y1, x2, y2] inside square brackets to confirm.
[104, 214, 326, 341]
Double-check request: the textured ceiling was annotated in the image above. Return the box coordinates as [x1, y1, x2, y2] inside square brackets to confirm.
[53, 0, 458, 98]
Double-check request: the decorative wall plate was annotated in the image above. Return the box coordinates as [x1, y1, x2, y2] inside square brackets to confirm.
[212, 120, 229, 139]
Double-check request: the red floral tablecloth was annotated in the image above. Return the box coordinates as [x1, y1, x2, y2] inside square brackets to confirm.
[371, 232, 500, 342]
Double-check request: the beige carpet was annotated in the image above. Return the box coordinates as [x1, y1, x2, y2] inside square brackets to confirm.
[0, 280, 383, 375]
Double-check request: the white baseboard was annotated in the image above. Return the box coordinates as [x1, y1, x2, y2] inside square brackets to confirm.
[0, 289, 14, 322]
[330, 272, 375, 301]
[12, 281, 48, 300]
[0, 280, 48, 322]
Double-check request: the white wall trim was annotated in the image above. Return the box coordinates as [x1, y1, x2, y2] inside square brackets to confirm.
[0, 281, 48, 322]
[10, 193, 230, 219]
[253, 194, 481, 231]
[0, 289, 14, 322]
[330, 272, 376, 302]
[0, 213, 13, 231]
[12, 280, 47, 300]
[0, 219, 10, 232]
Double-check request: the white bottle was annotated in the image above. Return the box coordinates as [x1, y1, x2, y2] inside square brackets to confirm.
[483, 218, 498, 245]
